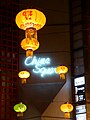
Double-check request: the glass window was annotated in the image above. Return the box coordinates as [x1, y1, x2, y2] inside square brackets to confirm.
[73, 39, 83, 49]
[74, 65, 84, 76]
[73, 25, 82, 33]
[73, 14, 82, 23]
[72, 7, 81, 16]
[1, 93, 5, 100]
[1, 76, 6, 81]
[72, 0, 81, 8]
[73, 32, 83, 41]
[2, 82, 6, 86]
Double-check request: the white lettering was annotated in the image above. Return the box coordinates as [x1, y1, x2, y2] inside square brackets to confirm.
[33, 66, 56, 77]
[25, 56, 50, 67]
[24, 56, 57, 77]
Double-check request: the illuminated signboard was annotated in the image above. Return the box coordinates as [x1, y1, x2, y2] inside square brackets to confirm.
[76, 113, 86, 120]
[75, 94, 85, 102]
[75, 86, 85, 94]
[74, 76, 85, 86]
[24, 56, 57, 77]
[76, 105, 86, 114]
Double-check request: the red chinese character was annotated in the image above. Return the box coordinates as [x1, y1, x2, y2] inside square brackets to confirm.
[22, 10, 33, 20]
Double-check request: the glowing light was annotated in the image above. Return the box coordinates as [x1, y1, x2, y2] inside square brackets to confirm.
[15, 9, 46, 30]
[14, 102, 27, 117]
[25, 56, 51, 67]
[33, 66, 56, 77]
[15, 9, 46, 57]
[56, 65, 68, 79]
[18, 70, 30, 84]
[24, 56, 57, 77]
[60, 102, 73, 119]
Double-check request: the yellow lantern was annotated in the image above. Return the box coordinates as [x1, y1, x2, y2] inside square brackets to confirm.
[14, 102, 27, 117]
[18, 70, 30, 84]
[60, 102, 73, 119]
[56, 65, 68, 79]
[15, 9, 46, 57]
[15, 9, 46, 30]
[21, 28, 39, 57]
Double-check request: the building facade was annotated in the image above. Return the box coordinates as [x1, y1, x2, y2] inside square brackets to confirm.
[0, 1, 19, 119]
[70, 0, 90, 119]
[1, 0, 90, 120]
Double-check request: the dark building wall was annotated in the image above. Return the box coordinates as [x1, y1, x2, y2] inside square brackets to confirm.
[69, 0, 90, 119]
[0, 1, 19, 119]
[85, 0, 90, 119]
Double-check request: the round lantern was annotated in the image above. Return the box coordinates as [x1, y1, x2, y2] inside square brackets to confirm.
[21, 38, 39, 57]
[18, 70, 30, 84]
[60, 102, 73, 119]
[21, 27, 39, 57]
[14, 102, 27, 117]
[56, 65, 68, 79]
[15, 9, 46, 30]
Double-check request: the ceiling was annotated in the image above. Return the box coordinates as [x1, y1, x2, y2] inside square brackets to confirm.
[17, 0, 70, 115]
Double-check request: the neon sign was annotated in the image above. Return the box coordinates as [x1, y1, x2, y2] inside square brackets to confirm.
[24, 56, 57, 77]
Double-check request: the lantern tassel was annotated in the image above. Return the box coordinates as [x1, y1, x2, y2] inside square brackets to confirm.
[17, 112, 23, 117]
[22, 78, 26, 84]
[64, 112, 70, 119]
[26, 49, 33, 57]
[60, 73, 65, 79]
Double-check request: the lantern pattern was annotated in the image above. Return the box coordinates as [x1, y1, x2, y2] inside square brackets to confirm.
[14, 102, 27, 117]
[60, 102, 73, 119]
[21, 28, 39, 57]
[56, 65, 68, 79]
[18, 70, 30, 84]
[15, 9, 46, 30]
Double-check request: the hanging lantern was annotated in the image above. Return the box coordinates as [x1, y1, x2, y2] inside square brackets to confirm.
[56, 65, 68, 79]
[14, 102, 27, 117]
[21, 28, 39, 57]
[18, 70, 30, 84]
[15, 9, 46, 30]
[15, 9, 46, 57]
[60, 102, 73, 119]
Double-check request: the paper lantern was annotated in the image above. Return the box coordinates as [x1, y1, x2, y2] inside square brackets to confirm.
[15, 9, 46, 57]
[18, 70, 30, 84]
[15, 9, 46, 30]
[56, 65, 68, 79]
[21, 28, 39, 57]
[14, 102, 27, 117]
[60, 102, 73, 119]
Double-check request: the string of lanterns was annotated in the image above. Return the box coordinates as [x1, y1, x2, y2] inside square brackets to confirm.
[15, 9, 46, 57]
[13, 8, 73, 118]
